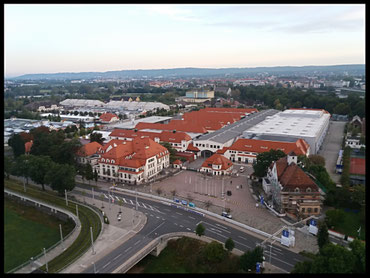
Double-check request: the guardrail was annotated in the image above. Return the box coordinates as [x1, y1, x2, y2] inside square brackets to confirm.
[5, 189, 80, 273]
[111, 187, 280, 242]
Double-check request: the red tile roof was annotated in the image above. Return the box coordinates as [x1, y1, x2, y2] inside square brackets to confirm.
[227, 138, 309, 156]
[100, 112, 118, 122]
[98, 137, 169, 169]
[77, 141, 102, 157]
[109, 129, 191, 143]
[186, 143, 200, 152]
[201, 154, 233, 171]
[350, 158, 365, 175]
[273, 156, 319, 192]
[173, 159, 183, 165]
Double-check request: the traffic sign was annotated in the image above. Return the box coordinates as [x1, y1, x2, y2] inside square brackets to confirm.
[282, 230, 289, 238]
[310, 219, 317, 226]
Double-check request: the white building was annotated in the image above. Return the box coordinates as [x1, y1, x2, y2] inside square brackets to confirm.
[243, 109, 330, 154]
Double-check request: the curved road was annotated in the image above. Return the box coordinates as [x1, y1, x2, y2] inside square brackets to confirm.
[74, 184, 305, 273]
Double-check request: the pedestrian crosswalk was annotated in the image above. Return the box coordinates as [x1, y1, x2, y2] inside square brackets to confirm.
[103, 194, 160, 212]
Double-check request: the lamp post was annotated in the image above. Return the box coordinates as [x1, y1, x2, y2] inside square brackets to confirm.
[43, 248, 48, 272]
[90, 226, 95, 255]
[65, 189, 68, 206]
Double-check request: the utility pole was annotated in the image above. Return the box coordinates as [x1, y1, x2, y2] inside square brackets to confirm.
[43, 248, 48, 272]
[65, 189, 68, 206]
[59, 224, 64, 249]
[90, 226, 95, 255]
[92, 187, 95, 205]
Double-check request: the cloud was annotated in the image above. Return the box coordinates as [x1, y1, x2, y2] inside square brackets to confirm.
[143, 4, 202, 23]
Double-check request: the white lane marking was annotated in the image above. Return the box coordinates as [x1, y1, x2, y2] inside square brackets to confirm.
[164, 208, 171, 212]
[176, 212, 183, 215]
[202, 221, 231, 233]
[215, 223, 228, 230]
[128, 199, 134, 205]
[162, 218, 165, 221]
[134, 240, 141, 245]
[180, 225, 184, 228]
[122, 198, 127, 203]
[144, 212, 148, 215]
[270, 256, 295, 267]
[156, 216, 160, 219]
[145, 221, 165, 237]
[104, 194, 108, 199]
[188, 216, 195, 220]
[210, 227, 223, 234]
[142, 203, 148, 209]
[124, 246, 132, 253]
[115, 196, 120, 201]
[186, 228, 191, 231]
[150, 214, 154, 217]
[102, 262, 111, 269]
[196, 221, 202, 226]
[238, 236, 247, 241]
[233, 239, 251, 249]
[113, 254, 122, 261]
[208, 229, 228, 239]
[264, 250, 277, 256]
[174, 223, 178, 225]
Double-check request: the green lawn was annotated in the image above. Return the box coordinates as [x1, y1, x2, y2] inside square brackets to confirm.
[129, 237, 241, 273]
[4, 198, 75, 272]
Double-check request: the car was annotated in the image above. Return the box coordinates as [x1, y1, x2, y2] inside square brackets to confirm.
[117, 215, 121, 221]
[174, 198, 180, 203]
[181, 200, 188, 206]
[221, 212, 232, 219]
[189, 202, 195, 208]
[239, 166, 245, 172]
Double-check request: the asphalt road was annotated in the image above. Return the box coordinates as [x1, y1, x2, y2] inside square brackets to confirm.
[75, 184, 306, 273]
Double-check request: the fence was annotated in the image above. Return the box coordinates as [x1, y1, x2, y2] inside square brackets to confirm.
[5, 189, 80, 273]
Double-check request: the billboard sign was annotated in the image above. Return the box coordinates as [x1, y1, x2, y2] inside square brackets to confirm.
[256, 262, 261, 273]
[310, 219, 317, 226]
[282, 229, 289, 238]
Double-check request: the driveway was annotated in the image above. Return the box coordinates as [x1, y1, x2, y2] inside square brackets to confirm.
[317, 121, 346, 184]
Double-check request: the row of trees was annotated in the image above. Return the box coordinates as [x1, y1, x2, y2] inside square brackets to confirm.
[233, 85, 365, 118]
[5, 154, 76, 195]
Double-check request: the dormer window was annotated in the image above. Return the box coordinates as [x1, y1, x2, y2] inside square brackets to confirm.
[102, 158, 105, 162]
[295, 187, 300, 193]
[107, 159, 110, 163]
[306, 187, 312, 193]
[111, 160, 115, 164]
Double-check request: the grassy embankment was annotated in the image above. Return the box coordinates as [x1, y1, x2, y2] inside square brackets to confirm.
[4, 178, 102, 273]
[4, 197, 75, 272]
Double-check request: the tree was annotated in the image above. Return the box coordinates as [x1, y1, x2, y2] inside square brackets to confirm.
[253, 149, 286, 177]
[46, 163, 76, 195]
[170, 189, 177, 197]
[349, 239, 365, 273]
[90, 132, 104, 145]
[85, 164, 94, 185]
[224, 237, 235, 253]
[203, 241, 226, 263]
[4, 156, 14, 179]
[240, 246, 264, 272]
[325, 209, 345, 229]
[12, 155, 31, 185]
[155, 188, 162, 196]
[317, 222, 329, 250]
[308, 154, 326, 167]
[195, 223, 205, 237]
[160, 142, 177, 162]
[8, 133, 25, 158]
[204, 200, 213, 211]
[28, 155, 54, 191]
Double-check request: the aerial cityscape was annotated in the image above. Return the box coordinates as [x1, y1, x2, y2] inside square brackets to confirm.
[4, 3, 365, 274]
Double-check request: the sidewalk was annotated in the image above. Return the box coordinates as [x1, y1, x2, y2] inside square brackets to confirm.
[60, 192, 147, 273]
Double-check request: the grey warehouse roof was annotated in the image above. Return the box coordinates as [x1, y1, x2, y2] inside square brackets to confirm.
[194, 109, 280, 144]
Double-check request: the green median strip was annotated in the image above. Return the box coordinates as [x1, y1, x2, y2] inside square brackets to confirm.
[4, 179, 102, 273]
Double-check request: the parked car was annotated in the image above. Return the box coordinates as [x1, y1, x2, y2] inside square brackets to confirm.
[174, 198, 180, 203]
[221, 212, 232, 219]
[181, 200, 188, 206]
[189, 202, 195, 208]
[239, 166, 245, 172]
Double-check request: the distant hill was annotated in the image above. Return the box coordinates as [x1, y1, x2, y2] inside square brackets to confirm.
[10, 64, 365, 80]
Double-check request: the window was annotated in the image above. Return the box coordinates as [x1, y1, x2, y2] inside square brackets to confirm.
[295, 187, 300, 193]
[306, 187, 312, 192]
[307, 208, 312, 213]
[302, 208, 305, 213]
[314, 208, 318, 213]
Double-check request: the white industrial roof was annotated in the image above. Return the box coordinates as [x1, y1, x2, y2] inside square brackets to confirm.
[245, 110, 330, 138]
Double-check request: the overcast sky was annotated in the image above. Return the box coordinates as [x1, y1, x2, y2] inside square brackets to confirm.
[4, 4, 365, 77]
